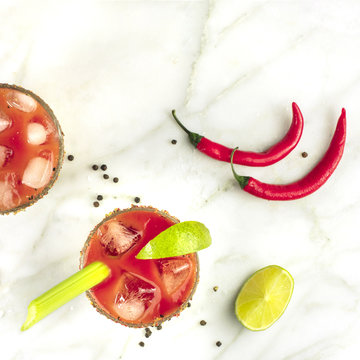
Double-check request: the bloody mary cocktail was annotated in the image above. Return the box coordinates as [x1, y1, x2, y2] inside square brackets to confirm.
[80, 206, 199, 327]
[0, 84, 64, 214]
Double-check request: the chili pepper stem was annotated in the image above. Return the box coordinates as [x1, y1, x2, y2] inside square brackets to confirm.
[171, 110, 190, 135]
[230, 148, 250, 189]
[171, 110, 203, 147]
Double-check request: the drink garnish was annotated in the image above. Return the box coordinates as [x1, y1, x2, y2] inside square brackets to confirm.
[136, 221, 211, 260]
[21, 261, 110, 331]
[235, 265, 294, 331]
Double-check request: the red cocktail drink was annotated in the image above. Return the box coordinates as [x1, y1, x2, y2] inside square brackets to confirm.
[0, 84, 64, 214]
[80, 206, 199, 327]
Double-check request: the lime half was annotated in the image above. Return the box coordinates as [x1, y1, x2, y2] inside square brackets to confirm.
[235, 265, 294, 331]
[136, 221, 211, 259]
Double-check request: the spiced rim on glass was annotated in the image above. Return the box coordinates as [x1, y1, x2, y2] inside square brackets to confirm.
[80, 206, 199, 328]
[0, 83, 64, 214]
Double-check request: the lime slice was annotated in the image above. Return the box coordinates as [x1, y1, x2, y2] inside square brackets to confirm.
[136, 221, 211, 259]
[235, 265, 294, 331]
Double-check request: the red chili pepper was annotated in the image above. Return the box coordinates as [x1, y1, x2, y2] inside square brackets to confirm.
[171, 103, 304, 167]
[230, 108, 346, 200]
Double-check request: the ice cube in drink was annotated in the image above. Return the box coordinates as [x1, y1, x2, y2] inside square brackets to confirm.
[80, 206, 199, 327]
[0, 84, 64, 214]
[115, 272, 159, 322]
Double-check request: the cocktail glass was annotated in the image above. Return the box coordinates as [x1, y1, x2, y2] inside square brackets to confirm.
[0, 84, 64, 214]
[80, 206, 199, 328]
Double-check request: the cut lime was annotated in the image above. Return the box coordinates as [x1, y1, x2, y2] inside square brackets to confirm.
[136, 221, 211, 259]
[235, 265, 294, 331]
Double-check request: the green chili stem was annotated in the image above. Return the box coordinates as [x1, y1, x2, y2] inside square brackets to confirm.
[231, 147, 250, 189]
[171, 110, 191, 135]
[171, 110, 204, 147]
[21, 261, 110, 331]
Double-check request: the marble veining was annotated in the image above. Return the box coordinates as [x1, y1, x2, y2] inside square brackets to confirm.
[1, 1, 360, 359]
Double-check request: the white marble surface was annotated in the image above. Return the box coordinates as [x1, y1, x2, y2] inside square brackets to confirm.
[1, 0, 360, 359]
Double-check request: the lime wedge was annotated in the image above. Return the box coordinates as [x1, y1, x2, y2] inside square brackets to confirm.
[136, 221, 211, 259]
[235, 265, 294, 331]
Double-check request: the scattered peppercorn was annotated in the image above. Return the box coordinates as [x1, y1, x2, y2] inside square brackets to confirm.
[113, 177, 119, 183]
[156, 325, 162, 330]
[139, 341, 145, 347]
[134, 197, 140, 203]
[93, 201, 100, 208]
[92, 164, 99, 170]
[187, 302, 191, 307]
[216, 341, 222, 347]
[100, 164, 107, 171]
[171, 139, 177, 145]
[200, 320, 207, 326]
[160, 314, 164, 318]
[213, 286, 219, 292]
[52, 167, 56, 171]
[97, 195, 103, 201]
[302, 151, 308, 158]
[67, 155, 74, 161]
[103, 174, 109, 180]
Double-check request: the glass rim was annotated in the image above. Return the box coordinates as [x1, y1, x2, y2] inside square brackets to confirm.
[80, 205, 200, 328]
[0, 83, 64, 215]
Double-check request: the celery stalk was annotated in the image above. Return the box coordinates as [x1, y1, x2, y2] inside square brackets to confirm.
[21, 261, 110, 331]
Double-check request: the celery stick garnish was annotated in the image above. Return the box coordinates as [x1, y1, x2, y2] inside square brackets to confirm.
[21, 261, 110, 331]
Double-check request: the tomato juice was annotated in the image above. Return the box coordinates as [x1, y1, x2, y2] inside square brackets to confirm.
[0, 84, 63, 214]
[81, 207, 199, 327]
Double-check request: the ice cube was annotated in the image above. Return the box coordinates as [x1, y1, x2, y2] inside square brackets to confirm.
[116, 298, 146, 321]
[158, 258, 191, 294]
[22, 156, 53, 189]
[0, 173, 20, 211]
[115, 272, 158, 321]
[0, 110, 11, 133]
[27, 123, 47, 145]
[0, 145, 13, 168]
[43, 115, 57, 136]
[6, 90, 37, 113]
[99, 221, 140, 256]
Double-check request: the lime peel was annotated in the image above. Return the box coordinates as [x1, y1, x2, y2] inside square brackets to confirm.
[136, 221, 211, 259]
[235, 265, 294, 331]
